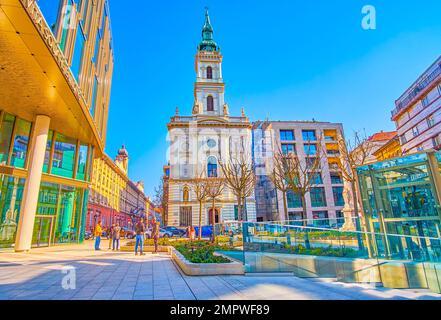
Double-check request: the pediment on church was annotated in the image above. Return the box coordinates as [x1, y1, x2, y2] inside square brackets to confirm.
[196, 117, 229, 125]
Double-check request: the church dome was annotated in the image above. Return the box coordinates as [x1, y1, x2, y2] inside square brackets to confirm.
[198, 9, 219, 52]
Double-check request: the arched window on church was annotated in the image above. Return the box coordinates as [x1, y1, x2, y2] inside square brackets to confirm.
[207, 96, 214, 112]
[183, 186, 189, 202]
[207, 66, 213, 79]
[207, 156, 218, 177]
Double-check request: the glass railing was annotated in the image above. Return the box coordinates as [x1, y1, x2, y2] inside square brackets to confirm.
[215, 220, 441, 266]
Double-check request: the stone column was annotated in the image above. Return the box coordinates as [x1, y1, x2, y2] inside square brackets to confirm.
[15, 115, 51, 252]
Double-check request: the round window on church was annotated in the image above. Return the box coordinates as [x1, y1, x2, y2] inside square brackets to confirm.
[207, 139, 217, 148]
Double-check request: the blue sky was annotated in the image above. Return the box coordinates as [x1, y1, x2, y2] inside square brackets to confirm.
[105, 0, 441, 197]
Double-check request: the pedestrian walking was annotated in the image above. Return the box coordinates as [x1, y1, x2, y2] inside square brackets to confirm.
[190, 226, 196, 241]
[94, 221, 103, 250]
[108, 224, 115, 250]
[112, 223, 121, 250]
[152, 221, 160, 253]
[135, 218, 145, 256]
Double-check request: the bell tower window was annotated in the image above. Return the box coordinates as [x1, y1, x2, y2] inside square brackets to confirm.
[207, 66, 213, 79]
[207, 96, 214, 112]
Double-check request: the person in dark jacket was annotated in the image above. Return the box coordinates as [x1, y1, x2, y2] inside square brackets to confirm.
[152, 222, 160, 253]
[112, 223, 121, 251]
[135, 219, 145, 256]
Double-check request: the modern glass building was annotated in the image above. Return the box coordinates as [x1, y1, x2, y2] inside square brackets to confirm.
[357, 151, 441, 260]
[0, 1, 113, 251]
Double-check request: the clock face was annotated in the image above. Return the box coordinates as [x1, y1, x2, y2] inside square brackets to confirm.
[207, 139, 217, 148]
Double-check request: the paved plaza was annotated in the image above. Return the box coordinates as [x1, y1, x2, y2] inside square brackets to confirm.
[0, 242, 440, 300]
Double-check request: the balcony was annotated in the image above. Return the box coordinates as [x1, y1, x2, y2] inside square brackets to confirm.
[391, 57, 441, 120]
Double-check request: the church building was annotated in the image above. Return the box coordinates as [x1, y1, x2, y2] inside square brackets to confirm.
[166, 10, 257, 227]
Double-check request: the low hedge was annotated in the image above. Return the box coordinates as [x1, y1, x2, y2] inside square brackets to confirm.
[174, 241, 233, 263]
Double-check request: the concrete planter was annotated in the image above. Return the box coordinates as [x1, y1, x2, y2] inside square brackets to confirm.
[120, 245, 169, 253]
[170, 247, 245, 276]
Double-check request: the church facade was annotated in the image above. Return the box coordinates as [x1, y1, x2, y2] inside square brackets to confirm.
[166, 10, 257, 227]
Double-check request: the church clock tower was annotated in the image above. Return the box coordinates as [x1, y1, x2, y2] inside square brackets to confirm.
[166, 9, 256, 227]
[193, 9, 226, 116]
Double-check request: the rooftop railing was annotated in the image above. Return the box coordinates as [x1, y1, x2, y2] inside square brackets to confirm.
[391, 57, 441, 119]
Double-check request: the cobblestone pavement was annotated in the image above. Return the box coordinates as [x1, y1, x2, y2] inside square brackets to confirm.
[0, 242, 440, 300]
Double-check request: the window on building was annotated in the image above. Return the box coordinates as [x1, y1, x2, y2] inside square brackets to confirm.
[281, 144, 296, 155]
[412, 126, 419, 137]
[427, 115, 435, 128]
[302, 130, 317, 141]
[400, 135, 407, 145]
[207, 96, 214, 112]
[207, 156, 217, 177]
[43, 130, 54, 173]
[280, 130, 295, 141]
[304, 144, 317, 156]
[333, 186, 344, 206]
[0, 113, 15, 165]
[71, 22, 86, 82]
[336, 210, 344, 227]
[432, 136, 441, 148]
[10, 118, 32, 169]
[308, 172, 323, 184]
[287, 190, 303, 208]
[179, 207, 192, 227]
[207, 66, 213, 79]
[330, 173, 343, 184]
[183, 186, 189, 202]
[52, 133, 77, 179]
[306, 157, 320, 169]
[310, 187, 327, 207]
[76, 144, 88, 181]
[234, 205, 246, 220]
[312, 211, 330, 227]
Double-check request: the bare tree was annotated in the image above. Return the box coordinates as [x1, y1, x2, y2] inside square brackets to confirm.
[154, 179, 167, 225]
[189, 172, 209, 240]
[218, 153, 256, 221]
[336, 131, 375, 249]
[270, 152, 291, 221]
[277, 137, 325, 249]
[205, 177, 225, 242]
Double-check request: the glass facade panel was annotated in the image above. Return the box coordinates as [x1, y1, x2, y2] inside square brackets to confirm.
[302, 130, 316, 141]
[287, 190, 302, 208]
[0, 113, 14, 165]
[52, 133, 77, 179]
[310, 187, 327, 207]
[280, 130, 294, 141]
[59, 3, 74, 51]
[333, 186, 344, 206]
[76, 144, 88, 181]
[34, 182, 85, 246]
[71, 23, 86, 81]
[308, 172, 323, 184]
[11, 118, 32, 168]
[0, 174, 25, 248]
[304, 144, 317, 155]
[331, 173, 343, 184]
[43, 130, 54, 173]
[281, 144, 295, 155]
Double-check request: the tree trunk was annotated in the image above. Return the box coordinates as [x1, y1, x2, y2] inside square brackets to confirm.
[282, 190, 288, 221]
[211, 198, 216, 243]
[237, 196, 242, 221]
[350, 177, 365, 251]
[301, 193, 311, 249]
[198, 200, 203, 240]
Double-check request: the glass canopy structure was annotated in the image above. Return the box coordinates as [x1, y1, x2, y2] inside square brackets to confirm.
[357, 151, 441, 260]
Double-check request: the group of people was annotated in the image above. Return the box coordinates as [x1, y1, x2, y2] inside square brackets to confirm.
[93, 218, 160, 255]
